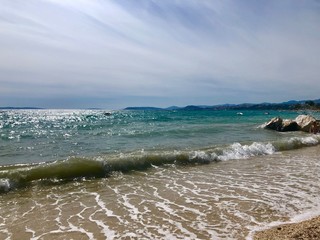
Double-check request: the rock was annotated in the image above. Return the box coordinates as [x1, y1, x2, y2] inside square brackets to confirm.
[295, 115, 316, 132]
[263, 114, 318, 132]
[281, 119, 300, 132]
[264, 117, 283, 131]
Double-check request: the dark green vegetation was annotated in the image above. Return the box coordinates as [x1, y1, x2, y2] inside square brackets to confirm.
[125, 99, 320, 111]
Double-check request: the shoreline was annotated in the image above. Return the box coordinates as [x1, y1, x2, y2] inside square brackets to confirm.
[253, 216, 320, 240]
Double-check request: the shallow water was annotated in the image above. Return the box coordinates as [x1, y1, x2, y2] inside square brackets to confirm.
[1, 146, 320, 239]
[1, 109, 320, 239]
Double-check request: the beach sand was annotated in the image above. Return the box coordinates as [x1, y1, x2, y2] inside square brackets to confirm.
[254, 216, 320, 240]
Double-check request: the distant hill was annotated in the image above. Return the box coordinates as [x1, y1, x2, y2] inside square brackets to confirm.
[3, 99, 320, 111]
[124, 98, 320, 111]
[165, 106, 181, 110]
[124, 107, 163, 111]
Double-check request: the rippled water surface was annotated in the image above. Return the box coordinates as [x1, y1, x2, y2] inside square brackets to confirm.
[1, 109, 320, 239]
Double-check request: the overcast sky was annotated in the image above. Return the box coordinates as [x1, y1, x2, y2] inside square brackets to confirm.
[0, 0, 320, 109]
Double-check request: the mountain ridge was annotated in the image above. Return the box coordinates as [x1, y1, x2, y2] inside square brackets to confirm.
[1, 99, 319, 111]
[124, 99, 320, 111]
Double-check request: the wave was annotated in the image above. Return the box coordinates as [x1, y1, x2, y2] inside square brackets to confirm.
[1, 135, 319, 193]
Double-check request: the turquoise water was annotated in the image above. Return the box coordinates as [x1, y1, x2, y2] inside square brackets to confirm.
[0, 109, 319, 190]
[0, 109, 308, 163]
[1, 109, 320, 239]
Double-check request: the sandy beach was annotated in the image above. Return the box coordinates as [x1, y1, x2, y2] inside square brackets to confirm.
[1, 110, 320, 239]
[254, 216, 320, 240]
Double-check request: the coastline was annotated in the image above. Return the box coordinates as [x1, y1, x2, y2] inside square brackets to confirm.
[2, 110, 320, 239]
[253, 216, 320, 240]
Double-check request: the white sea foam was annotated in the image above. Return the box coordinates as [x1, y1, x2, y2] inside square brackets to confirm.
[0, 179, 10, 192]
[0, 227, 11, 240]
[291, 207, 320, 223]
[218, 142, 275, 161]
[122, 194, 140, 221]
[246, 207, 320, 240]
[188, 142, 276, 163]
[90, 192, 121, 239]
[25, 227, 36, 240]
[189, 150, 214, 162]
[300, 136, 319, 145]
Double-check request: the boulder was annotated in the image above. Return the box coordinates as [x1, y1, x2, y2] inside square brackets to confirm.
[281, 119, 300, 132]
[263, 114, 318, 132]
[264, 117, 283, 131]
[295, 115, 316, 132]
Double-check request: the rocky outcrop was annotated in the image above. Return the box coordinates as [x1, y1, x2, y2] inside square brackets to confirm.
[263, 115, 317, 132]
[295, 115, 316, 132]
[264, 117, 283, 131]
[281, 119, 300, 132]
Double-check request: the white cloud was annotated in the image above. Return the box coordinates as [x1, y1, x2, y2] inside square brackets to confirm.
[0, 0, 320, 108]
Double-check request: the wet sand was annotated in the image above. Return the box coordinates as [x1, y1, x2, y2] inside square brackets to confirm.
[254, 216, 320, 240]
[1, 145, 320, 239]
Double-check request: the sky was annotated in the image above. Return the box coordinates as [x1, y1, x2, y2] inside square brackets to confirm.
[0, 0, 320, 109]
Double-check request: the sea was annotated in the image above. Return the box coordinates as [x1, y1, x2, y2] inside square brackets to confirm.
[1, 109, 320, 240]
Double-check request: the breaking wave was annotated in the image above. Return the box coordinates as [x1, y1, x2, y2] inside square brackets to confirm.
[0, 135, 319, 193]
